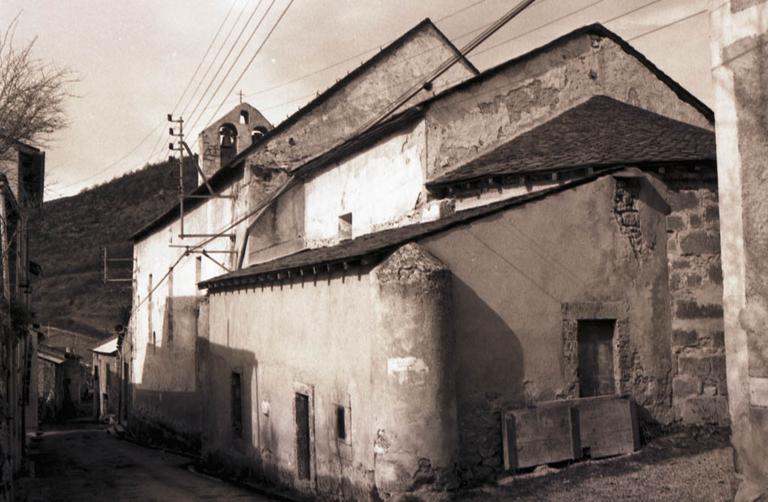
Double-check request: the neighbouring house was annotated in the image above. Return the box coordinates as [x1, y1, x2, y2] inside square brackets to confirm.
[43, 326, 102, 363]
[37, 344, 85, 422]
[126, 21, 725, 501]
[40, 326, 101, 415]
[0, 137, 45, 499]
[92, 337, 121, 421]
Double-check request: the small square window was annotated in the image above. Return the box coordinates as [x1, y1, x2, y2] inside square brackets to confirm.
[339, 213, 352, 240]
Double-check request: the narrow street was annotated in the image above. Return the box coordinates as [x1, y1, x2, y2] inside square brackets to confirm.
[18, 421, 280, 501]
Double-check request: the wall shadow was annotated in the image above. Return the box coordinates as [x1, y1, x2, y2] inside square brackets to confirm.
[451, 275, 524, 481]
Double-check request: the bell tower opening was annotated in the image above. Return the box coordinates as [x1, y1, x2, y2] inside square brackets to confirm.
[219, 123, 238, 167]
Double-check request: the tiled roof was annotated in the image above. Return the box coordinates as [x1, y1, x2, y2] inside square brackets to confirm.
[428, 96, 716, 187]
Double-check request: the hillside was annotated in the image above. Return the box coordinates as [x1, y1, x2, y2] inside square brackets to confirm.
[29, 158, 198, 338]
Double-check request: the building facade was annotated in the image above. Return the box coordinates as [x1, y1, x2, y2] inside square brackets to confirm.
[0, 138, 45, 500]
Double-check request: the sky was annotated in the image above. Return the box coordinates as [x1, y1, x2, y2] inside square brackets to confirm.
[1, 0, 713, 199]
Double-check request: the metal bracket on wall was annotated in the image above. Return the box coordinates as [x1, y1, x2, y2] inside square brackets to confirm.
[167, 244, 235, 254]
[177, 233, 235, 239]
[201, 250, 231, 272]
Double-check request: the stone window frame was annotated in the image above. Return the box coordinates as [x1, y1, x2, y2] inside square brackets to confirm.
[561, 301, 631, 399]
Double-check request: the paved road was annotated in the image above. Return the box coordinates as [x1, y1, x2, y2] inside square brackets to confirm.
[19, 422, 279, 501]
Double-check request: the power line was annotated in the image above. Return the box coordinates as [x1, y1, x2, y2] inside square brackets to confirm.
[627, 8, 707, 42]
[51, 0, 503, 190]
[213, 0, 604, 153]
[179, 0, 251, 119]
[56, 0, 692, 195]
[218, 0, 577, 122]
[202, 0, 296, 130]
[131, 0, 714, 316]
[184, 0, 268, 131]
[234, 0, 502, 103]
[155, 0, 680, 162]
[172, 0, 240, 116]
[50, 2, 253, 193]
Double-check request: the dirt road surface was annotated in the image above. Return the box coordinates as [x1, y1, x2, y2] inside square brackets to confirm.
[18, 422, 281, 501]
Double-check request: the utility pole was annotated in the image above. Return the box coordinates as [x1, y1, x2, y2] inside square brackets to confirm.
[168, 114, 185, 236]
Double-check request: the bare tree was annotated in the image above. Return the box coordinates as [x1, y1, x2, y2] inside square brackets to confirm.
[0, 17, 77, 159]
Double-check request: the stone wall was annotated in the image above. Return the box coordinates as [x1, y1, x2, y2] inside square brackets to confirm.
[665, 176, 728, 425]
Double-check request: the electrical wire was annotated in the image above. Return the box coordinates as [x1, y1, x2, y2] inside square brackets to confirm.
[172, 0, 240, 116]
[130, 0, 713, 318]
[178, 0, 252, 120]
[201, 0, 295, 131]
[49, 0, 515, 191]
[184, 0, 269, 132]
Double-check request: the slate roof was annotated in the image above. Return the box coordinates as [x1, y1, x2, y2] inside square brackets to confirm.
[428, 96, 716, 187]
[199, 171, 615, 291]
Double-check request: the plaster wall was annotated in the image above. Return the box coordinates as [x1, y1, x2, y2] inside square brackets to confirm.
[204, 244, 456, 500]
[303, 123, 426, 245]
[418, 175, 674, 479]
[425, 33, 713, 180]
[246, 183, 305, 265]
[709, 0, 768, 497]
[130, 180, 242, 441]
[204, 274, 378, 498]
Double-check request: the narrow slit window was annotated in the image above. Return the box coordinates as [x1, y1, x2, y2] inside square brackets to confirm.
[295, 393, 311, 479]
[239, 110, 249, 124]
[231, 372, 243, 438]
[336, 406, 346, 440]
[339, 213, 352, 240]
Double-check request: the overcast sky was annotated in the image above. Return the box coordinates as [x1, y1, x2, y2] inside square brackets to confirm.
[1, 0, 712, 199]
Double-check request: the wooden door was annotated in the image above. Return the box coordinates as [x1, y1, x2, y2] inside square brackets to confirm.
[577, 320, 616, 397]
[295, 393, 311, 480]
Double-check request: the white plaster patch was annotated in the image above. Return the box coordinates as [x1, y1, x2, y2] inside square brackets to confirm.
[749, 377, 768, 407]
[387, 357, 429, 385]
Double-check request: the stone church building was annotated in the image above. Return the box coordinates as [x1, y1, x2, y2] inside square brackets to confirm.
[126, 21, 724, 500]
